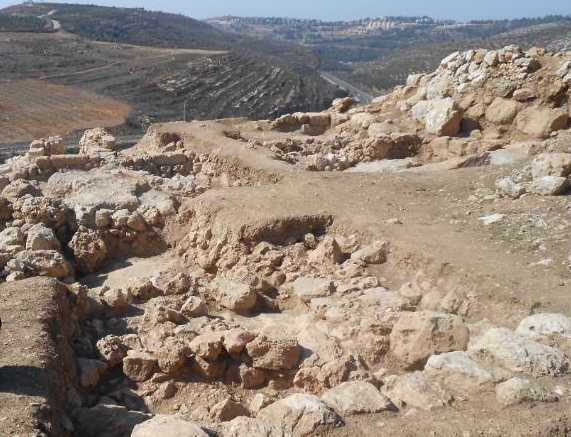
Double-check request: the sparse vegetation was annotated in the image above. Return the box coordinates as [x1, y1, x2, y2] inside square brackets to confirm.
[0, 12, 50, 32]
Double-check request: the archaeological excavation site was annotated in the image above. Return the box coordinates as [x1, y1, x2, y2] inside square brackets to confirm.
[1, 45, 571, 437]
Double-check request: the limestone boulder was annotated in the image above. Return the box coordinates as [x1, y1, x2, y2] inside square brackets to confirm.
[72, 404, 149, 437]
[496, 377, 558, 406]
[411, 100, 435, 122]
[77, 357, 107, 390]
[128, 278, 163, 302]
[217, 416, 287, 437]
[530, 176, 570, 196]
[25, 223, 61, 251]
[485, 97, 519, 124]
[180, 295, 209, 318]
[468, 327, 571, 377]
[96, 335, 130, 368]
[530, 153, 571, 179]
[515, 106, 568, 138]
[131, 415, 209, 437]
[291, 277, 335, 303]
[1, 180, 41, 203]
[352, 240, 389, 264]
[101, 288, 130, 310]
[123, 350, 158, 382]
[0, 227, 25, 252]
[424, 98, 462, 136]
[154, 337, 191, 374]
[257, 394, 341, 437]
[209, 399, 250, 422]
[515, 313, 571, 339]
[389, 311, 470, 369]
[80, 127, 117, 154]
[321, 381, 393, 415]
[307, 235, 343, 265]
[495, 177, 526, 199]
[214, 278, 258, 314]
[381, 372, 452, 411]
[189, 332, 225, 361]
[144, 297, 186, 325]
[424, 351, 495, 393]
[68, 227, 108, 274]
[246, 335, 300, 371]
[222, 328, 256, 356]
[15, 249, 72, 279]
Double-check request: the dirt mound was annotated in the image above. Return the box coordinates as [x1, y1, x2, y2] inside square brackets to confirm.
[0, 46, 570, 437]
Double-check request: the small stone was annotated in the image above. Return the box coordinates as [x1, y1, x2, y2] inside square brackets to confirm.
[477, 214, 504, 225]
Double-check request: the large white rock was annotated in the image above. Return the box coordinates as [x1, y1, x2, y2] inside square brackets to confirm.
[322, 381, 393, 415]
[257, 394, 340, 437]
[515, 313, 571, 339]
[381, 372, 452, 411]
[15, 249, 71, 279]
[495, 177, 526, 199]
[468, 327, 571, 377]
[0, 227, 25, 251]
[496, 377, 558, 406]
[424, 351, 495, 393]
[424, 98, 462, 136]
[389, 311, 470, 369]
[131, 415, 209, 437]
[530, 153, 571, 179]
[530, 176, 570, 196]
[217, 416, 287, 437]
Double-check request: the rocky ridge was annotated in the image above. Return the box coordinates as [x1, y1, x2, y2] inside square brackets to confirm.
[0, 45, 570, 437]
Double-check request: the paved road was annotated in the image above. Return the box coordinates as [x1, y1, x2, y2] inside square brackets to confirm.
[320, 71, 375, 104]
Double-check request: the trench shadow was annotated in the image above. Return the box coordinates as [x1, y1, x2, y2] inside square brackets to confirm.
[0, 365, 47, 397]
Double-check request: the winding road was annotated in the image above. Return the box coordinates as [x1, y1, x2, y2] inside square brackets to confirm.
[320, 71, 375, 104]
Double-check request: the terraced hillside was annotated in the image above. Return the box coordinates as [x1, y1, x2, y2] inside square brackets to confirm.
[0, 3, 343, 143]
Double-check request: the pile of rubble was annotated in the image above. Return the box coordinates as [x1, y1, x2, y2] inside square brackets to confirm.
[267, 45, 571, 183]
[0, 46, 570, 437]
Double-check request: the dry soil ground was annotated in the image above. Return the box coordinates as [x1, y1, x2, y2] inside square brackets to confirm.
[0, 118, 570, 436]
[137, 120, 571, 436]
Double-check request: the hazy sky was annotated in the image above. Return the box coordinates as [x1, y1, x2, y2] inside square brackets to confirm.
[4, 0, 570, 21]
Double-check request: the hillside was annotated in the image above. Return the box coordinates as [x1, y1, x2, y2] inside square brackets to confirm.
[208, 15, 571, 93]
[0, 3, 342, 143]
